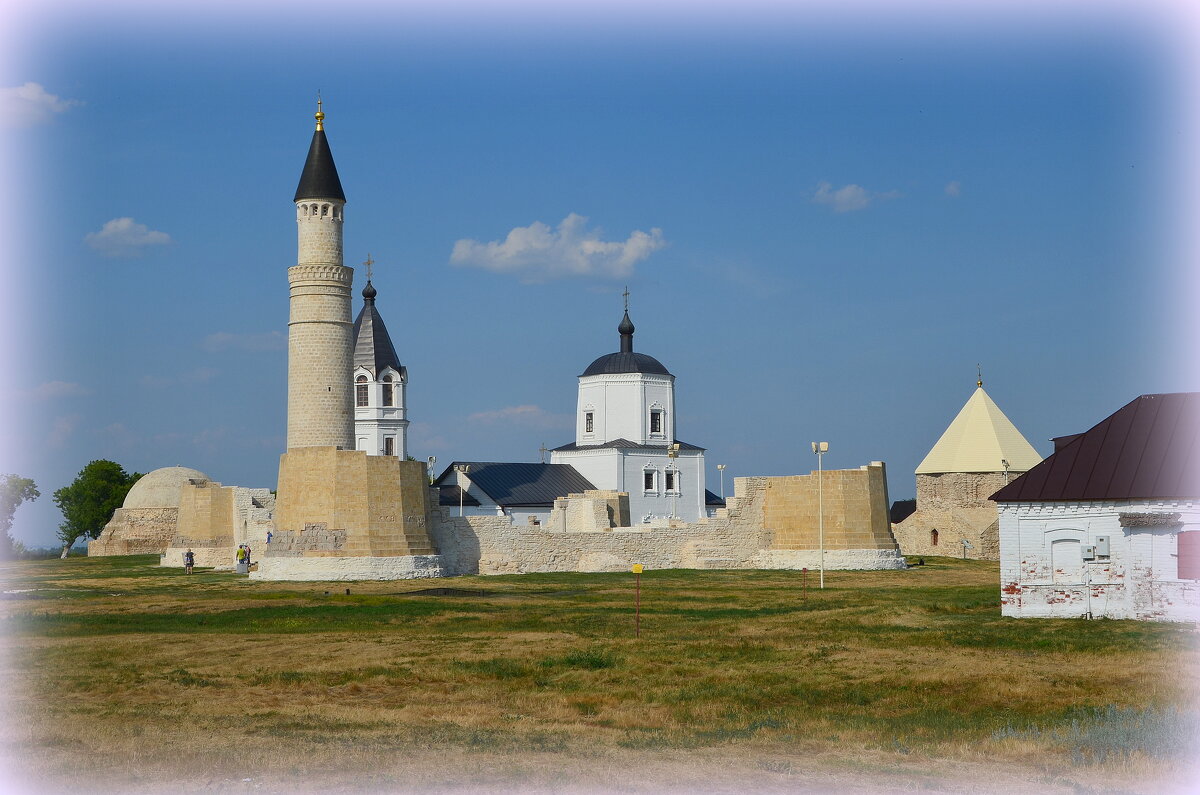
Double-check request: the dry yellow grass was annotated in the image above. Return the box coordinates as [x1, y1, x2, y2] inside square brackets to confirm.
[1, 554, 1197, 793]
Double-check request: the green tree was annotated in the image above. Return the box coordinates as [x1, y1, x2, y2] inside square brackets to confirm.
[52, 461, 142, 558]
[1, 474, 40, 559]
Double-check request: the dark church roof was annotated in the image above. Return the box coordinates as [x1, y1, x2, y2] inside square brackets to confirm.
[705, 489, 726, 507]
[991, 393, 1200, 503]
[352, 282, 403, 377]
[582, 352, 672, 377]
[434, 462, 597, 508]
[438, 485, 479, 508]
[580, 308, 673, 377]
[294, 127, 346, 202]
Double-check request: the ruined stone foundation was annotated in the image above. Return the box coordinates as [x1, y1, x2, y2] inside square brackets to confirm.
[251, 447, 443, 580]
[90, 507, 180, 556]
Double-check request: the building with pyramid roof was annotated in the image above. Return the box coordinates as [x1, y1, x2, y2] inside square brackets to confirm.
[893, 380, 1043, 560]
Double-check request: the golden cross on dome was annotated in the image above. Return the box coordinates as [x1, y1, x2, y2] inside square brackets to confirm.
[363, 253, 374, 282]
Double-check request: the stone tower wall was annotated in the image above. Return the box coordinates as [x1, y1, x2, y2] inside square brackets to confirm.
[287, 200, 355, 450]
[761, 462, 897, 551]
[891, 471, 1022, 561]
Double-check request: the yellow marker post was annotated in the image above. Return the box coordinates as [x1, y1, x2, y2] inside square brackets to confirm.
[632, 564, 644, 637]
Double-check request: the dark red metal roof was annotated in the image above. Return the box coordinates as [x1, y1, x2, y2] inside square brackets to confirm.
[991, 393, 1200, 503]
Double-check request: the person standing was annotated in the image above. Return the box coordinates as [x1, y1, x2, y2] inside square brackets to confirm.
[184, 549, 195, 574]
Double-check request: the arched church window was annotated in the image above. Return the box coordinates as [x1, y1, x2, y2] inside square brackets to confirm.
[649, 409, 664, 435]
[584, 411, 594, 434]
[382, 375, 394, 407]
[356, 375, 368, 407]
[643, 470, 656, 492]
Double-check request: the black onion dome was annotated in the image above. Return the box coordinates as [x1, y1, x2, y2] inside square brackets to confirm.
[294, 128, 346, 202]
[581, 351, 672, 377]
[580, 306, 672, 377]
[362, 280, 377, 301]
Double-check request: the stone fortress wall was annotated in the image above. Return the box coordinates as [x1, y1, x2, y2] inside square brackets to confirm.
[89, 506, 181, 556]
[269, 447, 435, 557]
[249, 462, 905, 581]
[161, 480, 275, 568]
[90, 466, 212, 557]
[892, 471, 1020, 561]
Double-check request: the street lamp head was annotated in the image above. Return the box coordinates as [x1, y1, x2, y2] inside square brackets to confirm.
[717, 464, 725, 471]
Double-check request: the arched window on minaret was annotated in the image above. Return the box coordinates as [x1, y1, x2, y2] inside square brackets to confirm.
[356, 375, 369, 407]
[382, 374, 394, 407]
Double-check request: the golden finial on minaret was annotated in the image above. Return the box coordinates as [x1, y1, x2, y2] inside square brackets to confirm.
[315, 91, 325, 131]
[977, 363, 983, 388]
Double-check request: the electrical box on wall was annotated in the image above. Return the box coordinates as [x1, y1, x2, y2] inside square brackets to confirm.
[1095, 535, 1110, 556]
[1082, 545, 1097, 560]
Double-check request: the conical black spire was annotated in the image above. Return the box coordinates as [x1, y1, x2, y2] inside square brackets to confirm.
[352, 281, 402, 377]
[294, 101, 346, 202]
[618, 310, 635, 353]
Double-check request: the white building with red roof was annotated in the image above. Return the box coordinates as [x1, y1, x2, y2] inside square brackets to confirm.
[992, 392, 1200, 621]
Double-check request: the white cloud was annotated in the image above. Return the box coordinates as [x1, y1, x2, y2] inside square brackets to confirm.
[812, 182, 901, 213]
[29, 381, 90, 399]
[945, 180, 962, 197]
[467, 404, 572, 429]
[450, 213, 665, 283]
[0, 83, 81, 128]
[47, 414, 81, 449]
[139, 367, 218, 389]
[201, 331, 286, 353]
[85, 217, 171, 258]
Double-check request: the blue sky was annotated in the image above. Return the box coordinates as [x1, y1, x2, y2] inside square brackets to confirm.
[2, 1, 1194, 546]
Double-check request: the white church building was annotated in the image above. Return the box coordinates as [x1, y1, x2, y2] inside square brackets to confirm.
[551, 305, 708, 523]
[352, 275, 409, 459]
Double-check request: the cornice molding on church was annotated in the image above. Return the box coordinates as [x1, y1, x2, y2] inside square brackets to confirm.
[578, 372, 674, 384]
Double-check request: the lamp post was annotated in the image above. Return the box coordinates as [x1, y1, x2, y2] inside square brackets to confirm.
[667, 443, 680, 520]
[717, 464, 726, 500]
[427, 456, 437, 484]
[454, 463, 471, 516]
[811, 441, 828, 589]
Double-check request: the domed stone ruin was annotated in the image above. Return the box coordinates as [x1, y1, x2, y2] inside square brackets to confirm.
[89, 466, 210, 556]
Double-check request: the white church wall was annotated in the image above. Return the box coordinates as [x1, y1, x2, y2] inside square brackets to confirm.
[622, 451, 705, 523]
[577, 373, 675, 445]
[353, 365, 408, 458]
[998, 499, 1200, 621]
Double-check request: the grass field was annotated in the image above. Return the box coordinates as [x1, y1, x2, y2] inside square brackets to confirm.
[1, 555, 1197, 793]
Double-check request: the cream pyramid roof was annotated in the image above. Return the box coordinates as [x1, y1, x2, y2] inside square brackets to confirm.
[915, 386, 1043, 474]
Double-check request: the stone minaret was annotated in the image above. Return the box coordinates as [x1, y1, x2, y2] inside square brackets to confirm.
[287, 99, 354, 450]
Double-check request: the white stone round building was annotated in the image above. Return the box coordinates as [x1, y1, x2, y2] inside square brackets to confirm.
[89, 466, 210, 556]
